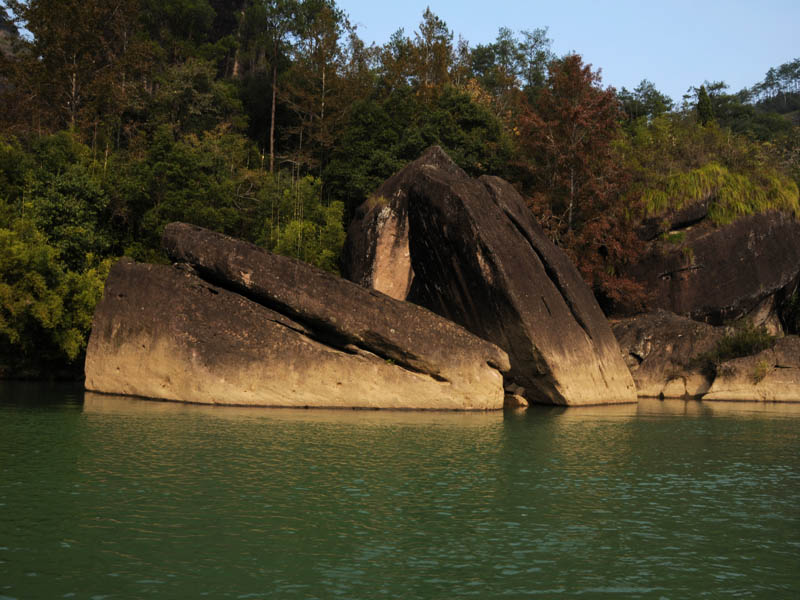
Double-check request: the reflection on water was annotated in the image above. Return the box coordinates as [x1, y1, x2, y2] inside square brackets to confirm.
[82, 391, 508, 427]
[83, 391, 800, 422]
[2, 387, 799, 599]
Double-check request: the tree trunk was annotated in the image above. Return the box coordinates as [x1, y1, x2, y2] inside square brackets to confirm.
[319, 65, 326, 177]
[269, 51, 277, 173]
[568, 167, 575, 232]
[69, 56, 78, 130]
[231, 1, 246, 78]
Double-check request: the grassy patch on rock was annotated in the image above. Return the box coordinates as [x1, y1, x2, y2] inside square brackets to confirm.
[690, 322, 777, 377]
[642, 162, 799, 225]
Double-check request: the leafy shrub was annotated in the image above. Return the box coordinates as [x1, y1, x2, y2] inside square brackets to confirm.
[619, 115, 800, 227]
[660, 231, 685, 244]
[690, 321, 776, 377]
[714, 323, 776, 360]
[0, 219, 112, 374]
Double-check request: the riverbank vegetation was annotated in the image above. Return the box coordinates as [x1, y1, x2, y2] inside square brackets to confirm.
[690, 322, 778, 379]
[1, 1, 798, 376]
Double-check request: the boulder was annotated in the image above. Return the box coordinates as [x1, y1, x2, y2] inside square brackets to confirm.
[612, 310, 726, 398]
[620, 212, 800, 326]
[344, 146, 637, 406]
[162, 222, 508, 380]
[702, 337, 800, 402]
[703, 336, 800, 402]
[613, 310, 800, 402]
[85, 258, 509, 410]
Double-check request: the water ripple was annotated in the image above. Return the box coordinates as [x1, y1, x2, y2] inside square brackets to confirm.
[0, 390, 798, 598]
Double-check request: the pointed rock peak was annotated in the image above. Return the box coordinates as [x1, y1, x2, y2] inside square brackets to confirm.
[413, 146, 468, 180]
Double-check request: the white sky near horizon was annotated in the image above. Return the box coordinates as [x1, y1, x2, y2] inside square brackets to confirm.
[337, 0, 799, 103]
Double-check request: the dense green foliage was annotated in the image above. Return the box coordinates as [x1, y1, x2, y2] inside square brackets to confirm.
[0, 219, 111, 374]
[0, 127, 346, 373]
[325, 84, 513, 218]
[618, 114, 800, 231]
[1, 0, 798, 375]
[697, 85, 713, 126]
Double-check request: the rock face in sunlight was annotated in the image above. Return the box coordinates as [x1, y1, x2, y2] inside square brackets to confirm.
[703, 336, 800, 402]
[344, 146, 637, 406]
[85, 242, 510, 410]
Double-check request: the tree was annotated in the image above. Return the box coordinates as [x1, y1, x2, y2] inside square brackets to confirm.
[376, 28, 413, 93]
[697, 84, 713, 125]
[325, 84, 513, 219]
[284, 0, 348, 174]
[469, 28, 520, 102]
[465, 27, 551, 119]
[518, 54, 623, 233]
[518, 54, 642, 307]
[2, 0, 145, 136]
[139, 0, 216, 62]
[149, 58, 245, 136]
[0, 218, 111, 371]
[263, 0, 297, 173]
[412, 8, 452, 89]
[235, 0, 298, 172]
[518, 27, 552, 95]
[618, 79, 673, 123]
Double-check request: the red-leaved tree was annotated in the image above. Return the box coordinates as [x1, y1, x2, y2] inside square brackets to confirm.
[517, 54, 645, 311]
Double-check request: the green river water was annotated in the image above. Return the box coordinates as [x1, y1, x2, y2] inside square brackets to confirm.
[1, 381, 799, 599]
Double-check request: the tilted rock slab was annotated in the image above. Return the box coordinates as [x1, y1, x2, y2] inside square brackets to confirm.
[85, 258, 509, 409]
[160, 222, 509, 407]
[344, 146, 637, 405]
[621, 212, 800, 326]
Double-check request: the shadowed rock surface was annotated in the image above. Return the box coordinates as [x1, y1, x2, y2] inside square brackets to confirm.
[343, 146, 463, 298]
[344, 146, 637, 406]
[620, 212, 800, 327]
[85, 259, 509, 410]
[612, 310, 725, 398]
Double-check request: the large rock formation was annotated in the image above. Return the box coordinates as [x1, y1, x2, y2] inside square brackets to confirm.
[703, 336, 800, 402]
[614, 310, 800, 402]
[344, 146, 637, 406]
[85, 239, 510, 409]
[344, 147, 465, 297]
[612, 310, 726, 398]
[162, 222, 508, 382]
[620, 212, 800, 330]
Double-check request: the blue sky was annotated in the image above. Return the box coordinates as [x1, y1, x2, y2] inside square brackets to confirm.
[337, 0, 798, 103]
